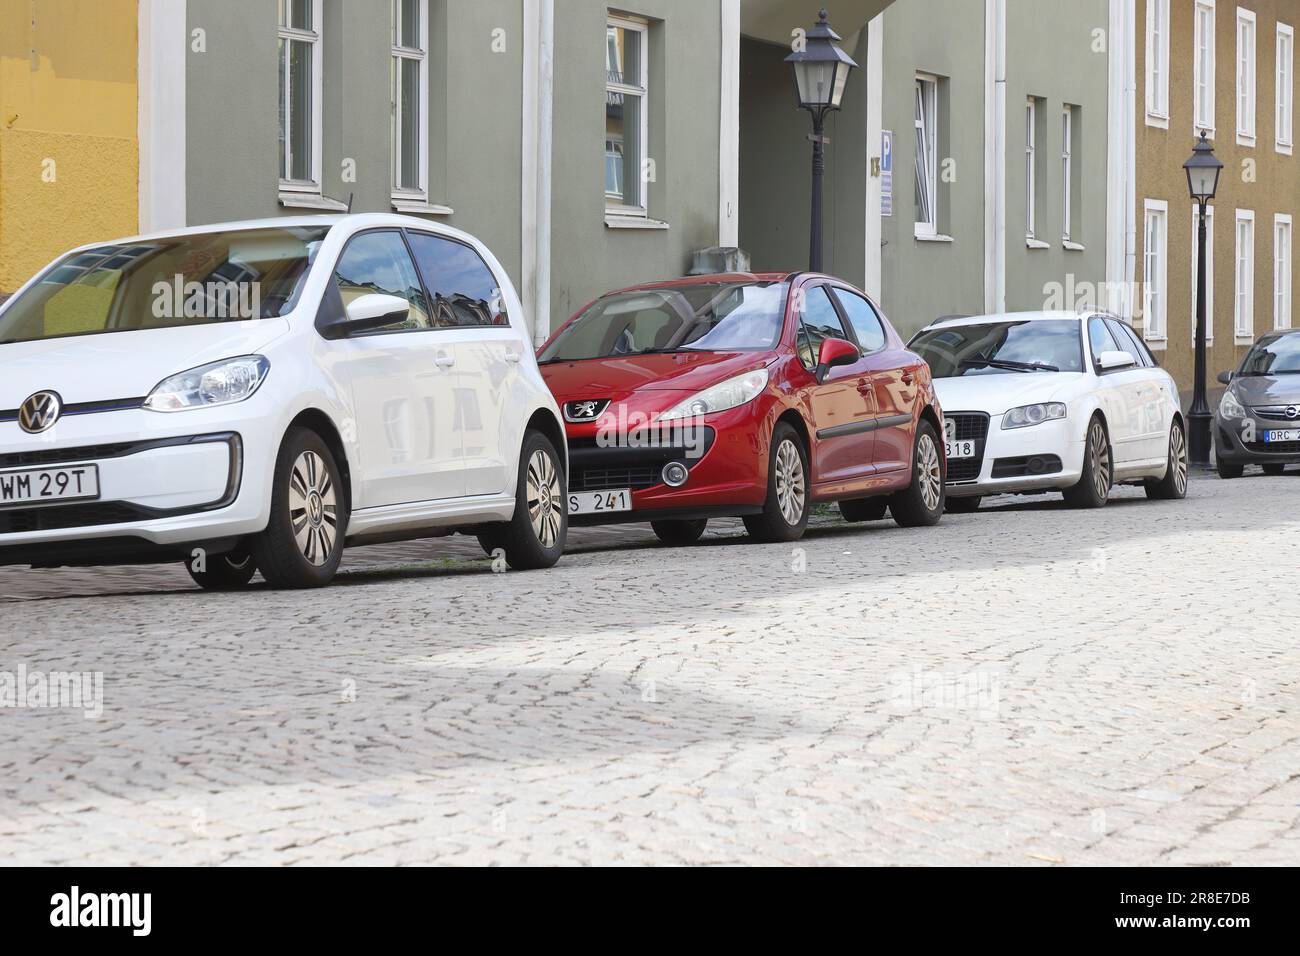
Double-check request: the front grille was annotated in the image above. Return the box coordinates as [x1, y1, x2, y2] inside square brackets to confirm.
[944, 412, 990, 484]
[1246, 441, 1300, 454]
[0, 442, 138, 469]
[573, 466, 661, 492]
[1252, 406, 1300, 421]
[991, 455, 1063, 479]
[0, 502, 147, 535]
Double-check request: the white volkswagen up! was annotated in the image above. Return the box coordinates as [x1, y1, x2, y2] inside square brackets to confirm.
[0, 215, 568, 589]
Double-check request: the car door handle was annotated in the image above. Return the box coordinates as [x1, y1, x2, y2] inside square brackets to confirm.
[435, 353, 455, 368]
[901, 371, 914, 386]
[856, 379, 873, 395]
[504, 350, 521, 363]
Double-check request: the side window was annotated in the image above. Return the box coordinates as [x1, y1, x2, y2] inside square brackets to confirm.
[1107, 319, 1151, 368]
[833, 288, 888, 352]
[796, 285, 853, 369]
[333, 231, 431, 332]
[1087, 316, 1120, 362]
[406, 232, 507, 328]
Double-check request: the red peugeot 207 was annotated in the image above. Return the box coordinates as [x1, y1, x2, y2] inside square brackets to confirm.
[536, 273, 946, 544]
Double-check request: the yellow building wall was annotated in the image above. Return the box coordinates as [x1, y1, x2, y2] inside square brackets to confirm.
[0, 0, 138, 296]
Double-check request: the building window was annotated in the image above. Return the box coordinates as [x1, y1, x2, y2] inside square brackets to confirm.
[1235, 209, 1255, 343]
[278, 0, 323, 192]
[914, 74, 938, 238]
[1236, 7, 1256, 145]
[1145, 0, 1170, 125]
[605, 15, 648, 215]
[1194, 0, 1216, 136]
[1278, 23, 1295, 153]
[392, 0, 428, 201]
[1276, 214, 1293, 330]
[1024, 98, 1038, 241]
[1191, 206, 1215, 345]
[1062, 105, 1076, 242]
[1143, 199, 1168, 341]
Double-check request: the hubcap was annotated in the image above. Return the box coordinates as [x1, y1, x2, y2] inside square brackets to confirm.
[917, 432, 942, 511]
[289, 450, 338, 567]
[527, 448, 563, 549]
[1090, 423, 1111, 500]
[1171, 425, 1188, 495]
[775, 439, 806, 526]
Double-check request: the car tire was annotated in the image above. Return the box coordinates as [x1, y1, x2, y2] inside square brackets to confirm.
[1262, 463, 1286, 476]
[477, 430, 567, 571]
[185, 546, 257, 591]
[839, 497, 889, 523]
[252, 427, 348, 589]
[944, 496, 982, 514]
[1063, 417, 1111, 509]
[890, 419, 945, 528]
[651, 519, 708, 545]
[1216, 458, 1244, 479]
[743, 423, 810, 543]
[1144, 419, 1189, 500]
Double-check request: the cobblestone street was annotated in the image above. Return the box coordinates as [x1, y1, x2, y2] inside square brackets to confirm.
[2, 473, 1298, 865]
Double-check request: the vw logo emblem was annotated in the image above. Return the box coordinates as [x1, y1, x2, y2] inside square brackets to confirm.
[17, 390, 63, 434]
[1286, 406, 1299, 420]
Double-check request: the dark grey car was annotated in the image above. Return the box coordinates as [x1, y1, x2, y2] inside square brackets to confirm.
[1214, 330, 1300, 478]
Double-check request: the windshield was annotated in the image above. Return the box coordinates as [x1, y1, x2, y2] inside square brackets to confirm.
[0, 226, 329, 345]
[1239, 333, 1300, 375]
[910, 320, 1084, 376]
[538, 281, 789, 363]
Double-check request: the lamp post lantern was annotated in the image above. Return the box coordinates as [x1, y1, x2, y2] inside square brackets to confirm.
[785, 9, 857, 273]
[1183, 131, 1223, 468]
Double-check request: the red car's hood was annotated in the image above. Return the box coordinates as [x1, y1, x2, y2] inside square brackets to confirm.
[540, 350, 774, 402]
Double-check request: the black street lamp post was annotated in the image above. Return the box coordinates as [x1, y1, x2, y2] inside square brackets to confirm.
[1183, 131, 1223, 468]
[785, 9, 857, 273]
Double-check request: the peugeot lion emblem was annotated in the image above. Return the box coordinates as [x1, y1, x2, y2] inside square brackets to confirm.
[565, 399, 610, 423]
[18, 390, 63, 434]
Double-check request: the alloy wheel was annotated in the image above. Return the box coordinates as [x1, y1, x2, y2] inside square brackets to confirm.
[775, 439, 806, 526]
[1170, 425, 1188, 496]
[288, 450, 339, 567]
[917, 432, 943, 511]
[526, 448, 563, 549]
[1089, 422, 1111, 501]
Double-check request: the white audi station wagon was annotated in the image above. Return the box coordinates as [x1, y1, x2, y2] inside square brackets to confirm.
[0, 215, 568, 588]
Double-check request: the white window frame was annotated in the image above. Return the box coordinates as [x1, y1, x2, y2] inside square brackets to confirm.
[1061, 105, 1074, 242]
[1194, 0, 1217, 137]
[605, 15, 649, 218]
[391, 0, 430, 205]
[278, 0, 324, 195]
[1143, 199, 1168, 343]
[1278, 23, 1294, 154]
[1025, 97, 1037, 241]
[1236, 7, 1256, 146]
[1275, 214, 1293, 330]
[1145, 0, 1170, 127]
[1234, 209, 1256, 344]
[1191, 206, 1215, 345]
[914, 73, 939, 239]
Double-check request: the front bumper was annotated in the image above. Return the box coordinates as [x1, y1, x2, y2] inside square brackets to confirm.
[1214, 415, 1300, 464]
[0, 401, 281, 564]
[944, 410, 1085, 497]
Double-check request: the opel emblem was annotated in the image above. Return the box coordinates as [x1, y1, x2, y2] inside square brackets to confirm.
[17, 390, 63, 434]
[1286, 405, 1298, 420]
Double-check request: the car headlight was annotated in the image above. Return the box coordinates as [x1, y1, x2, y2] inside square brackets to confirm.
[658, 369, 770, 421]
[1001, 402, 1067, 429]
[1218, 389, 1247, 420]
[143, 355, 270, 412]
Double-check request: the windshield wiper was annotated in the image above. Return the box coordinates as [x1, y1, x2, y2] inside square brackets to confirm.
[961, 356, 1059, 373]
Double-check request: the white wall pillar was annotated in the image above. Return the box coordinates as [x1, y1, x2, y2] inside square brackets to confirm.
[719, 0, 740, 247]
[522, 0, 554, 344]
[864, 12, 884, 301]
[984, 0, 1006, 313]
[137, 0, 187, 233]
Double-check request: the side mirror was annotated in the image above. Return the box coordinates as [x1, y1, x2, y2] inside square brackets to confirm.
[1217, 370, 1234, 386]
[815, 337, 860, 383]
[1096, 350, 1136, 372]
[340, 293, 411, 336]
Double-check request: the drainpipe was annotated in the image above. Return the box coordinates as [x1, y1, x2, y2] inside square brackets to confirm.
[522, 0, 554, 346]
[985, 0, 1006, 314]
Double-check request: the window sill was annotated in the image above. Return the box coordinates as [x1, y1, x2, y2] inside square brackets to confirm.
[1026, 238, 1050, 250]
[1143, 334, 1168, 351]
[914, 231, 953, 243]
[1062, 240, 1086, 252]
[279, 191, 348, 211]
[1145, 111, 1170, 129]
[392, 198, 455, 216]
[1277, 141, 1294, 156]
[605, 215, 670, 230]
[1236, 132, 1257, 148]
[1235, 334, 1256, 346]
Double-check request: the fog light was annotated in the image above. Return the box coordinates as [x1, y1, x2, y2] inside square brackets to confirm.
[662, 461, 689, 487]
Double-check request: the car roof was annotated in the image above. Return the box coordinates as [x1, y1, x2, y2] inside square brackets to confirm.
[65, 213, 477, 250]
[920, 310, 1097, 331]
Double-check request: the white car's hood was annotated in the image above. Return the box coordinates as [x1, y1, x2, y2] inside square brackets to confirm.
[934, 372, 1086, 416]
[0, 320, 292, 407]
